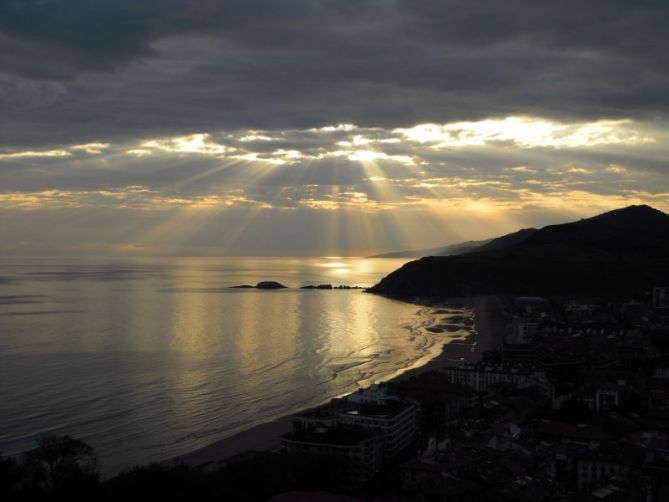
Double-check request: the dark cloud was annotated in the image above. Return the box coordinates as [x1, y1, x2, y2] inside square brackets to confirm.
[1, 1, 668, 256]
[1, 1, 668, 147]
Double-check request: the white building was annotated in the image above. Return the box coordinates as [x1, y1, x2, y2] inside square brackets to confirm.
[339, 400, 416, 459]
[444, 363, 546, 393]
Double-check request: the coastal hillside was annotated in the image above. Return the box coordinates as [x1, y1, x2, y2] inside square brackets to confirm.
[468, 227, 537, 253]
[372, 225, 538, 259]
[368, 205, 669, 297]
[371, 238, 492, 258]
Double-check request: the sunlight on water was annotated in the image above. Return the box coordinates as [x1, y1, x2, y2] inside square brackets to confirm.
[0, 256, 473, 473]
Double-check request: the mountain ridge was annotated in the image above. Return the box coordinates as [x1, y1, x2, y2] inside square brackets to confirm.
[371, 227, 539, 259]
[370, 238, 493, 258]
[368, 205, 669, 297]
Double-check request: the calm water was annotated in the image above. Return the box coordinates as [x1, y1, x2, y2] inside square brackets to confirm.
[0, 256, 470, 473]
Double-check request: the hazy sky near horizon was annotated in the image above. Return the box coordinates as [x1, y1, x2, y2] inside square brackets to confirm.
[1, 1, 668, 256]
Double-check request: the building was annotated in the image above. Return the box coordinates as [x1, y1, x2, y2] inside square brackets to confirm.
[388, 371, 477, 432]
[345, 384, 395, 405]
[399, 445, 492, 494]
[444, 362, 546, 393]
[280, 426, 383, 489]
[533, 421, 610, 448]
[289, 388, 418, 463]
[514, 297, 550, 317]
[621, 301, 651, 325]
[579, 381, 634, 412]
[653, 287, 669, 309]
[565, 303, 601, 324]
[507, 321, 540, 344]
[575, 444, 642, 489]
[338, 399, 416, 459]
[293, 409, 340, 432]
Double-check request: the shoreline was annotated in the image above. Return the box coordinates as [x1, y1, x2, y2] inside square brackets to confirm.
[166, 295, 506, 469]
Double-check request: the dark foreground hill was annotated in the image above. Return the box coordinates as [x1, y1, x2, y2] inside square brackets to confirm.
[368, 205, 669, 297]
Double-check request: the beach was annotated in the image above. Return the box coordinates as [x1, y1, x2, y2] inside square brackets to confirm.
[168, 295, 506, 469]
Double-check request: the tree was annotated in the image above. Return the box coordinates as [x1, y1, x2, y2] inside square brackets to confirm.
[21, 435, 99, 498]
[0, 452, 22, 499]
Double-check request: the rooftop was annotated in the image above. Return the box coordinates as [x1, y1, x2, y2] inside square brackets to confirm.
[342, 400, 413, 418]
[390, 371, 475, 404]
[533, 421, 610, 442]
[281, 426, 376, 447]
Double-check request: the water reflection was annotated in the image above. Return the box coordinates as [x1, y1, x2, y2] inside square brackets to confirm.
[0, 256, 462, 474]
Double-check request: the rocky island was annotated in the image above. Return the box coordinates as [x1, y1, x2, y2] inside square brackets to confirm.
[231, 281, 288, 289]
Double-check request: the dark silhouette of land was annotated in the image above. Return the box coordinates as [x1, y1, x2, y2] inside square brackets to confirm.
[368, 205, 669, 297]
[231, 281, 288, 289]
[231, 283, 364, 290]
[300, 284, 364, 290]
[371, 238, 494, 258]
[371, 228, 540, 259]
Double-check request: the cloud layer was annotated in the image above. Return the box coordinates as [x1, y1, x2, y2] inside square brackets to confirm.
[1, 1, 668, 255]
[1, 117, 668, 255]
[2, 1, 669, 147]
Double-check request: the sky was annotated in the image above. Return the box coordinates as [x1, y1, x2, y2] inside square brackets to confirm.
[1, 0, 668, 257]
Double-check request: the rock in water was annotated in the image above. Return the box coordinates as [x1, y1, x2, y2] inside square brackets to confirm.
[255, 281, 288, 289]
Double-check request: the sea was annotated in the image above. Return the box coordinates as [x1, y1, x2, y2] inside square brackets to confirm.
[0, 256, 473, 473]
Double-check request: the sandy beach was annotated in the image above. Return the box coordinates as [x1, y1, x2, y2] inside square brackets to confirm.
[168, 295, 506, 468]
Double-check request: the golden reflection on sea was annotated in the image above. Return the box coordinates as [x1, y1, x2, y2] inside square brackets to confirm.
[0, 256, 448, 474]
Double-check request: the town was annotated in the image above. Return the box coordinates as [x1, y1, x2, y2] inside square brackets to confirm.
[274, 288, 669, 501]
